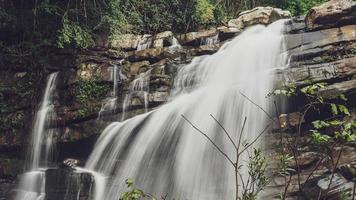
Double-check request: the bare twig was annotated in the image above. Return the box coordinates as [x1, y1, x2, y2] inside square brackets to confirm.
[238, 121, 273, 156]
[237, 117, 248, 152]
[210, 114, 238, 151]
[181, 115, 235, 166]
[239, 92, 273, 120]
[324, 145, 343, 200]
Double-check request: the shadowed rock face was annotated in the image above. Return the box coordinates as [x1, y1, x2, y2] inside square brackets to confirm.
[45, 168, 93, 200]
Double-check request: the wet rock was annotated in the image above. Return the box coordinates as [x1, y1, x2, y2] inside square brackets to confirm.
[149, 91, 170, 103]
[228, 7, 291, 30]
[217, 26, 241, 41]
[289, 152, 323, 170]
[189, 44, 220, 56]
[45, 168, 93, 200]
[276, 56, 356, 87]
[109, 34, 153, 51]
[285, 25, 356, 57]
[176, 28, 218, 46]
[318, 79, 356, 98]
[305, 0, 356, 31]
[126, 48, 181, 63]
[62, 158, 81, 168]
[278, 112, 304, 128]
[76, 63, 112, 82]
[339, 162, 356, 181]
[285, 16, 306, 34]
[129, 60, 150, 76]
[303, 173, 354, 200]
[153, 31, 174, 48]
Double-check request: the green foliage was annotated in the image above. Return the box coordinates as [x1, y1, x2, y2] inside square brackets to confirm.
[75, 78, 110, 117]
[277, 153, 295, 176]
[194, 0, 215, 26]
[242, 148, 269, 200]
[57, 17, 95, 49]
[268, 83, 296, 97]
[270, 81, 355, 144]
[119, 178, 155, 200]
[285, 0, 327, 16]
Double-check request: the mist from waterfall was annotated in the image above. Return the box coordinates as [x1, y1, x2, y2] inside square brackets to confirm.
[15, 72, 58, 200]
[84, 20, 288, 200]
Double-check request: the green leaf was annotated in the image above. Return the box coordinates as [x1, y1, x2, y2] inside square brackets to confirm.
[330, 104, 338, 115]
[346, 133, 356, 142]
[328, 120, 342, 126]
[311, 131, 330, 144]
[339, 94, 348, 101]
[338, 105, 350, 116]
[125, 178, 134, 188]
[312, 120, 330, 129]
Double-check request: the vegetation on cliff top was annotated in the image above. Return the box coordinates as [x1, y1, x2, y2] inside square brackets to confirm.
[0, 0, 326, 51]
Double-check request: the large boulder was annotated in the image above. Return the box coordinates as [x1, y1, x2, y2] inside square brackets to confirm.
[305, 0, 356, 31]
[285, 25, 356, 65]
[228, 7, 291, 30]
[303, 173, 354, 200]
[153, 31, 174, 48]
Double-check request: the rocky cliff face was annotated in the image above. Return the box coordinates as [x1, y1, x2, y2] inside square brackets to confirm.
[0, 1, 355, 199]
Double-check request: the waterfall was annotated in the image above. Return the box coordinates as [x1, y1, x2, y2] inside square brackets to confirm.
[15, 72, 58, 200]
[169, 37, 182, 50]
[201, 34, 219, 46]
[121, 69, 152, 121]
[98, 60, 125, 120]
[85, 20, 288, 200]
[137, 35, 152, 51]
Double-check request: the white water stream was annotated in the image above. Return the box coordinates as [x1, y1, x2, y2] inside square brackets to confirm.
[83, 20, 288, 200]
[15, 72, 58, 200]
[121, 69, 152, 121]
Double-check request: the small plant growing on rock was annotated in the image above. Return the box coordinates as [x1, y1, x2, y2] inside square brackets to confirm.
[120, 178, 156, 200]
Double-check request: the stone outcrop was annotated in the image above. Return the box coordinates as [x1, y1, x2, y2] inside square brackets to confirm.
[45, 168, 93, 200]
[228, 7, 291, 30]
[177, 28, 218, 46]
[305, 0, 356, 31]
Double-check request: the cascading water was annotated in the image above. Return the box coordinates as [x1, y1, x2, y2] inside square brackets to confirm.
[137, 35, 152, 51]
[121, 69, 152, 121]
[15, 72, 58, 200]
[201, 34, 219, 46]
[98, 60, 125, 120]
[169, 37, 182, 50]
[85, 20, 288, 200]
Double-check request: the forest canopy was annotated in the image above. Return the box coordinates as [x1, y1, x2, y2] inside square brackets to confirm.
[0, 0, 327, 53]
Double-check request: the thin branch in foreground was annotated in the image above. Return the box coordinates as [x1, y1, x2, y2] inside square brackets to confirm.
[210, 114, 238, 151]
[181, 114, 235, 166]
[237, 117, 248, 152]
[239, 92, 273, 120]
[238, 121, 274, 156]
